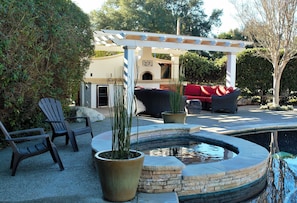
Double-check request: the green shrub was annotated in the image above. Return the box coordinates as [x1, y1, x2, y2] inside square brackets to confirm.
[236, 49, 273, 95]
[180, 52, 224, 84]
[0, 0, 93, 131]
[94, 51, 122, 57]
[260, 103, 294, 111]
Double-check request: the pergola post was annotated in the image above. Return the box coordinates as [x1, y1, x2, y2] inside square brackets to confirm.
[170, 54, 180, 81]
[123, 46, 136, 114]
[226, 53, 237, 87]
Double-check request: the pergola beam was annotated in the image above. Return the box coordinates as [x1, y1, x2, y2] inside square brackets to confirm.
[95, 30, 250, 53]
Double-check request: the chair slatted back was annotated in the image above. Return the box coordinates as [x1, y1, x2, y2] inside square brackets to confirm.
[38, 98, 67, 133]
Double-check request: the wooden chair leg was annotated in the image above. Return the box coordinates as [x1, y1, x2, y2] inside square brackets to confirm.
[48, 143, 64, 170]
[11, 156, 22, 176]
[65, 134, 69, 145]
[68, 132, 79, 152]
[10, 153, 14, 169]
[52, 146, 64, 171]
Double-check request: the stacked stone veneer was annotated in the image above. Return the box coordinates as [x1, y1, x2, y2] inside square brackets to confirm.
[91, 123, 270, 198]
[137, 152, 268, 196]
[138, 156, 184, 194]
[179, 158, 268, 196]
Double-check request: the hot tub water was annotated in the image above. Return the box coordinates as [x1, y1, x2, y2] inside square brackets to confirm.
[134, 137, 237, 165]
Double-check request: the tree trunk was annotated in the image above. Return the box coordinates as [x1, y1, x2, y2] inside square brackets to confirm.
[273, 62, 287, 106]
[272, 73, 281, 106]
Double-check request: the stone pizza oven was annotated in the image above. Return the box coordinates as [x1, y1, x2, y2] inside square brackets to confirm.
[137, 47, 161, 82]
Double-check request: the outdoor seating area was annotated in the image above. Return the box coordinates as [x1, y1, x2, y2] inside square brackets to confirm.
[38, 98, 94, 152]
[184, 84, 241, 113]
[134, 84, 241, 117]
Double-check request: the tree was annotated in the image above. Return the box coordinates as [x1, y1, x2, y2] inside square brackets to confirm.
[90, 0, 223, 37]
[232, 0, 297, 106]
[90, 0, 174, 33]
[165, 0, 223, 36]
[0, 0, 94, 130]
[217, 28, 246, 40]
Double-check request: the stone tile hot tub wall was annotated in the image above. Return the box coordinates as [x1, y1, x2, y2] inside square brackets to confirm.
[91, 124, 269, 198]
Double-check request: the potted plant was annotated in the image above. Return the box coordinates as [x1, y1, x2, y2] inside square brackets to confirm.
[162, 80, 187, 123]
[94, 84, 144, 202]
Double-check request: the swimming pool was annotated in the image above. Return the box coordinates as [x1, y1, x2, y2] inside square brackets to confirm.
[238, 130, 297, 202]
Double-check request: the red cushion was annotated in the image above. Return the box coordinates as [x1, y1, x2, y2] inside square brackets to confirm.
[201, 86, 216, 96]
[184, 84, 201, 96]
[185, 95, 200, 100]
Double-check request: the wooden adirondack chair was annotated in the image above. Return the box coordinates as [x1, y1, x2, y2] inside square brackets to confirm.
[38, 98, 94, 152]
[0, 121, 64, 176]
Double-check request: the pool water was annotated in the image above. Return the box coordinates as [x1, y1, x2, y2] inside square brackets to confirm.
[239, 131, 297, 202]
[246, 156, 297, 202]
[135, 137, 237, 165]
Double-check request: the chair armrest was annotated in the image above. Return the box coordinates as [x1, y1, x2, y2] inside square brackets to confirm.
[6, 134, 50, 142]
[211, 89, 241, 113]
[66, 116, 88, 119]
[65, 116, 89, 122]
[9, 128, 45, 136]
[65, 116, 92, 127]
[212, 89, 241, 100]
[44, 119, 63, 124]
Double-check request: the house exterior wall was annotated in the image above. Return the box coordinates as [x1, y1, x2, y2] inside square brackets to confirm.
[80, 83, 97, 108]
[82, 54, 124, 108]
[86, 54, 124, 80]
[82, 48, 180, 108]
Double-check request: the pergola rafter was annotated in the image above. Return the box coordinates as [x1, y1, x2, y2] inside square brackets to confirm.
[95, 30, 249, 53]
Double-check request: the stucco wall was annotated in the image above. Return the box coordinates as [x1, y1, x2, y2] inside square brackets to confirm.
[86, 54, 124, 80]
[83, 48, 179, 108]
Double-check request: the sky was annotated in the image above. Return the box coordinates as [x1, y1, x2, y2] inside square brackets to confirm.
[72, 0, 240, 34]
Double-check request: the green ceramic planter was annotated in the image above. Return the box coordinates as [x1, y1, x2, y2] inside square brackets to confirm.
[162, 111, 187, 123]
[94, 150, 144, 202]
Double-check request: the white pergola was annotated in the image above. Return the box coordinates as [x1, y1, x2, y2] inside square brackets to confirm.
[94, 29, 252, 109]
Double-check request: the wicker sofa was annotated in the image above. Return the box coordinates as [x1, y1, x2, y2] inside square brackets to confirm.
[134, 88, 186, 118]
[184, 84, 241, 113]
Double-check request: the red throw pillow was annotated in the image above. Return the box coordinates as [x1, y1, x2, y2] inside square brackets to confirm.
[184, 84, 201, 96]
[201, 86, 216, 96]
[226, 87, 234, 94]
[215, 86, 227, 96]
